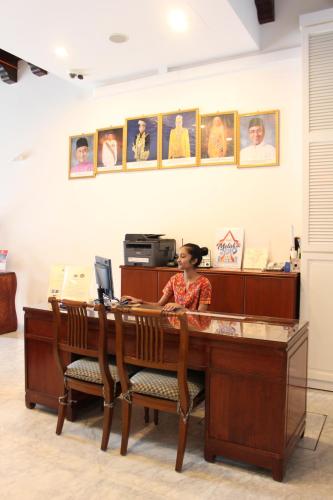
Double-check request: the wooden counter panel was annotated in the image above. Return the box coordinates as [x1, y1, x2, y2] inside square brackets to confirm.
[209, 345, 284, 378]
[286, 338, 308, 446]
[25, 338, 64, 397]
[208, 371, 284, 452]
[25, 317, 54, 339]
[121, 268, 158, 302]
[208, 273, 244, 314]
[157, 270, 176, 299]
[245, 276, 298, 319]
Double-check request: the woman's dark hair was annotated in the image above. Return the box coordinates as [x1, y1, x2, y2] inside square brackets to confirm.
[182, 243, 208, 267]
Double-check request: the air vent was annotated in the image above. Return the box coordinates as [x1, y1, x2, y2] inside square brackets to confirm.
[309, 32, 333, 131]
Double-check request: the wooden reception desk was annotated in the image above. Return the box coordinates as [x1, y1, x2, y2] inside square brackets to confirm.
[0, 271, 17, 334]
[121, 266, 300, 319]
[23, 304, 308, 481]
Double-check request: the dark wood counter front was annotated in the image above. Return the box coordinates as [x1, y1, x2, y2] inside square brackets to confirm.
[24, 304, 308, 481]
[0, 271, 17, 334]
[121, 266, 300, 319]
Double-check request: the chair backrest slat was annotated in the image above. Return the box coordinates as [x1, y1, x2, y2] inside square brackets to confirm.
[115, 306, 190, 412]
[127, 312, 171, 366]
[48, 297, 114, 400]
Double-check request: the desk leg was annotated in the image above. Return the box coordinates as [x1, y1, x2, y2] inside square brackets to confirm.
[272, 460, 284, 482]
[25, 396, 36, 409]
[204, 447, 216, 463]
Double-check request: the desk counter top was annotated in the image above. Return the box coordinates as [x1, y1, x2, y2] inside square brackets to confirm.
[24, 303, 307, 347]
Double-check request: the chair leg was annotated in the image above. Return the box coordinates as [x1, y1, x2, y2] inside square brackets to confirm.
[56, 391, 68, 436]
[154, 409, 159, 425]
[175, 416, 189, 472]
[121, 400, 132, 456]
[101, 401, 114, 451]
[144, 407, 149, 423]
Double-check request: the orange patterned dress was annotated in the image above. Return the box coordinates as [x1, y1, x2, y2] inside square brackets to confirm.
[162, 273, 212, 310]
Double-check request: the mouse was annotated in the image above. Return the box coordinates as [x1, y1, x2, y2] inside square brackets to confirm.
[119, 299, 129, 306]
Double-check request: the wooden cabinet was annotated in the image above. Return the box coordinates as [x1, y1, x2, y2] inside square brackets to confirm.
[121, 268, 157, 302]
[0, 272, 17, 334]
[121, 266, 300, 319]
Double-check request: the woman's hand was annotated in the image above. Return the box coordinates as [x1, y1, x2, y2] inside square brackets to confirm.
[163, 302, 184, 312]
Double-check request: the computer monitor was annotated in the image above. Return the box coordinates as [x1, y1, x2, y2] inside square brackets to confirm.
[94, 256, 115, 304]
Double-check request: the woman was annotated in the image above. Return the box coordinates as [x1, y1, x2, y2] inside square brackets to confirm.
[207, 116, 227, 158]
[123, 243, 212, 312]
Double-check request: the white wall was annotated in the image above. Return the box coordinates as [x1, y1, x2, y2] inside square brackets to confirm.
[0, 50, 302, 326]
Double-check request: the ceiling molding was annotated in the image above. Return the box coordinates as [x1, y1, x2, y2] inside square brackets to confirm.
[0, 48, 47, 84]
[254, 0, 275, 24]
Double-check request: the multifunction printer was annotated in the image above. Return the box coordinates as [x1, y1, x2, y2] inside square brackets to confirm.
[124, 234, 176, 267]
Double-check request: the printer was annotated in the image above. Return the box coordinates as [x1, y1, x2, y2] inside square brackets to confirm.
[124, 234, 176, 267]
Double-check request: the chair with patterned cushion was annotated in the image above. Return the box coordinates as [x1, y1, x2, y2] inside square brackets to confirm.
[49, 297, 117, 451]
[114, 306, 205, 472]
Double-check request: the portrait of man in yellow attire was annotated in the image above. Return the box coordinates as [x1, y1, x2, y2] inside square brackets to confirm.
[168, 114, 191, 159]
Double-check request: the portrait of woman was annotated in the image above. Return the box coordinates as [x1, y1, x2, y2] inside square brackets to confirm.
[200, 112, 236, 165]
[96, 126, 124, 173]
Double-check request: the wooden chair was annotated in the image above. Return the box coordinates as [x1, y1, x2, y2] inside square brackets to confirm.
[114, 306, 205, 472]
[49, 297, 117, 451]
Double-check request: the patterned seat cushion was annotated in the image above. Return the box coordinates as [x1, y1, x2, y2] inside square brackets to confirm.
[65, 357, 119, 385]
[128, 369, 204, 402]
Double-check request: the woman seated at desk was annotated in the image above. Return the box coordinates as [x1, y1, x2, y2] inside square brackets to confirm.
[123, 243, 212, 312]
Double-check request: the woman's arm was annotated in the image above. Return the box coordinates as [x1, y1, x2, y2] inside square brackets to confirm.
[121, 292, 172, 307]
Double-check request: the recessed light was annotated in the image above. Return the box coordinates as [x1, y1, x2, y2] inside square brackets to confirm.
[167, 9, 188, 33]
[54, 47, 68, 58]
[109, 33, 129, 44]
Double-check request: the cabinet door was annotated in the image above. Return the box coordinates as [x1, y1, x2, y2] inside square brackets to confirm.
[245, 276, 297, 318]
[207, 273, 244, 314]
[121, 268, 158, 302]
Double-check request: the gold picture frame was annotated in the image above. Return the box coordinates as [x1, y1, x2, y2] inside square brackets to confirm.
[68, 133, 96, 179]
[160, 108, 199, 169]
[124, 114, 159, 171]
[238, 110, 279, 168]
[200, 111, 237, 166]
[95, 125, 125, 174]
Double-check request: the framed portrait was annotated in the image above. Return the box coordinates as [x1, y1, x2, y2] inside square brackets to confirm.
[96, 126, 124, 174]
[161, 109, 199, 168]
[200, 111, 237, 165]
[238, 110, 279, 168]
[69, 133, 96, 179]
[125, 114, 159, 170]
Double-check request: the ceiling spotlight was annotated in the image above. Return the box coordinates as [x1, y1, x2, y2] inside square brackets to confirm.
[167, 9, 188, 32]
[109, 33, 129, 44]
[54, 46, 68, 58]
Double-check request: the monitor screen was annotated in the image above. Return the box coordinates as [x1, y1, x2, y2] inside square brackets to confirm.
[95, 256, 115, 301]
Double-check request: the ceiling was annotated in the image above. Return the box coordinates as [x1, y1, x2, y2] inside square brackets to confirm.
[1, 0, 332, 89]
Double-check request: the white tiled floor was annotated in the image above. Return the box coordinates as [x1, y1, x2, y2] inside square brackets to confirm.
[1, 331, 333, 499]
